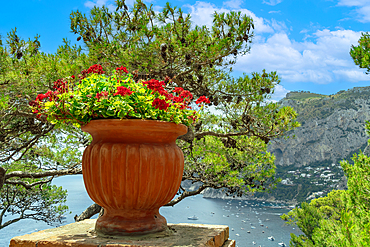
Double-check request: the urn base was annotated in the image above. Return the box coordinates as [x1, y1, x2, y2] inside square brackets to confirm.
[95, 208, 167, 236]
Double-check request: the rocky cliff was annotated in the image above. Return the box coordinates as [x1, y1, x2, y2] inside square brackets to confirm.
[268, 87, 370, 167]
[200, 86, 370, 202]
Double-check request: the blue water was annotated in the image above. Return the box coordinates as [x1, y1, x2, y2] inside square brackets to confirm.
[0, 175, 301, 247]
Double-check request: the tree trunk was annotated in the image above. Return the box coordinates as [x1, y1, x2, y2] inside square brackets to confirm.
[0, 167, 6, 191]
[74, 203, 102, 222]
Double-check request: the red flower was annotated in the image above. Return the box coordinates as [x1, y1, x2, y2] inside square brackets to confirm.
[44, 91, 55, 101]
[178, 104, 187, 110]
[179, 90, 193, 100]
[164, 92, 174, 101]
[28, 100, 39, 107]
[195, 96, 211, 106]
[142, 79, 166, 95]
[173, 87, 184, 94]
[116, 66, 129, 74]
[53, 79, 68, 93]
[87, 64, 105, 74]
[172, 96, 184, 103]
[36, 94, 47, 101]
[95, 91, 109, 100]
[71, 75, 75, 79]
[152, 98, 169, 110]
[113, 86, 133, 97]
[164, 76, 171, 82]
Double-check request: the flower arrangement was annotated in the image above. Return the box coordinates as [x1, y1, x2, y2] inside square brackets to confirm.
[29, 64, 210, 127]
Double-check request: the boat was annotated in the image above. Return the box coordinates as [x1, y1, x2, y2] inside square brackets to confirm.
[251, 226, 256, 229]
[268, 236, 275, 241]
[59, 215, 67, 220]
[187, 215, 198, 220]
[278, 243, 286, 247]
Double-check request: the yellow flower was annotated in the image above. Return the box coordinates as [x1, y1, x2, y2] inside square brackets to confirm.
[44, 101, 55, 109]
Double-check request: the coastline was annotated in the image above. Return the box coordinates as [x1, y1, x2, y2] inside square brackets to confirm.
[201, 189, 298, 209]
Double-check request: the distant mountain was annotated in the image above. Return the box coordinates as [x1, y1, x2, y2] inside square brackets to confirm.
[202, 86, 370, 203]
[269, 87, 370, 167]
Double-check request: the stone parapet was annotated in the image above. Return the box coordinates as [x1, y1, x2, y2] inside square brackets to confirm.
[9, 219, 235, 247]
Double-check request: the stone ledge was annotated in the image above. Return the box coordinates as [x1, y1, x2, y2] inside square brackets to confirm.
[9, 219, 236, 247]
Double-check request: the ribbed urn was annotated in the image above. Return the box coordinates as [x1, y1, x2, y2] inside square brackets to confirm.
[81, 119, 187, 236]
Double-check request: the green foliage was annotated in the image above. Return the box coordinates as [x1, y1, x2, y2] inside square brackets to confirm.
[350, 32, 370, 74]
[281, 133, 370, 246]
[31, 67, 205, 127]
[0, 183, 68, 229]
[286, 91, 326, 101]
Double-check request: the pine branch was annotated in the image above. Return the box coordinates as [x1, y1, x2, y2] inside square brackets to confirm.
[4, 167, 82, 180]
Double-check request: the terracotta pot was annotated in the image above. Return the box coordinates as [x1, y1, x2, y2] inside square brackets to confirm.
[81, 119, 187, 236]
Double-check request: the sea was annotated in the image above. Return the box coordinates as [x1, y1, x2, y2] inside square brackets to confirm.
[0, 175, 302, 247]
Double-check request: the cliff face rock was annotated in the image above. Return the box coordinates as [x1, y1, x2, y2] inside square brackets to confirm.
[200, 86, 370, 201]
[268, 87, 370, 167]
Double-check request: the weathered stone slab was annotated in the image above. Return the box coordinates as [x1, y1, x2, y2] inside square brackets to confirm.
[9, 219, 235, 247]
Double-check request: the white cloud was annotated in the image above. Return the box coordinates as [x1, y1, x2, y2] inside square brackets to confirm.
[269, 19, 288, 32]
[84, 0, 116, 11]
[338, 0, 370, 7]
[223, 0, 243, 9]
[262, 0, 283, 6]
[337, 0, 370, 22]
[271, 84, 290, 101]
[183, 2, 274, 34]
[268, 10, 281, 14]
[234, 29, 370, 84]
[333, 69, 370, 82]
[356, 5, 370, 22]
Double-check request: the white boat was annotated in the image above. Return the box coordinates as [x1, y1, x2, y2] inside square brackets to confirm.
[278, 243, 286, 247]
[59, 215, 67, 220]
[187, 215, 198, 220]
[268, 236, 275, 241]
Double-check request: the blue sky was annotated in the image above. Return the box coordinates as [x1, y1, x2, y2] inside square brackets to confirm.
[1, 0, 370, 101]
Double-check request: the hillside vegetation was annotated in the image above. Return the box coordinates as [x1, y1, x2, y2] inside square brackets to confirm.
[264, 87, 370, 203]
